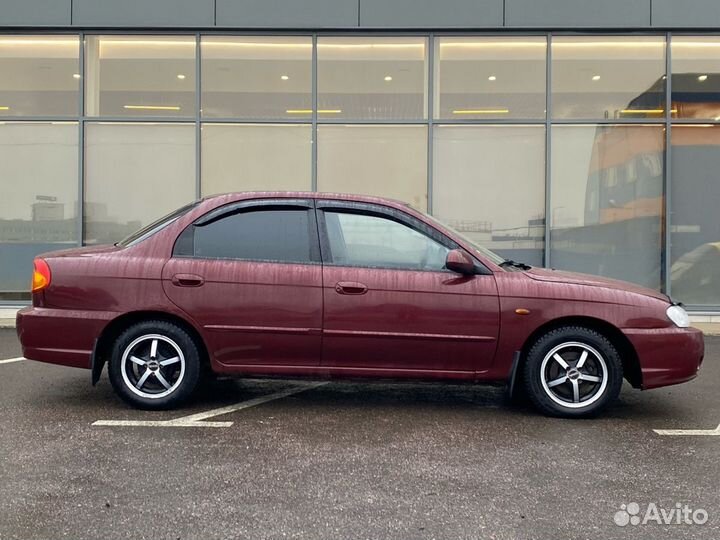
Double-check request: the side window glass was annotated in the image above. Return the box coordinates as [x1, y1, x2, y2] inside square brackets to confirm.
[325, 211, 450, 271]
[187, 208, 315, 263]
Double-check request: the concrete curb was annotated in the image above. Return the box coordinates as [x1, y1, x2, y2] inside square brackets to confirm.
[0, 319, 15, 329]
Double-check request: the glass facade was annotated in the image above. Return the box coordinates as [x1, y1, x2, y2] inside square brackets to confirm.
[1, 32, 719, 310]
[550, 125, 664, 289]
[435, 37, 546, 120]
[551, 36, 666, 120]
[85, 36, 196, 117]
[433, 125, 545, 267]
[317, 125, 428, 209]
[201, 36, 312, 120]
[84, 122, 196, 244]
[317, 37, 427, 120]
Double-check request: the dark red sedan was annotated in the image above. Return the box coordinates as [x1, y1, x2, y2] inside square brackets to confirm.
[16, 192, 704, 417]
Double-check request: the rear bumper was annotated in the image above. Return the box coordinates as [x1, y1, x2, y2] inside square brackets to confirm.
[623, 326, 705, 390]
[16, 306, 115, 370]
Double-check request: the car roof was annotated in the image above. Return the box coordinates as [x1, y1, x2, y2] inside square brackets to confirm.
[201, 191, 412, 211]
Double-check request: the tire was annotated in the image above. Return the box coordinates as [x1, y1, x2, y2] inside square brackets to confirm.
[523, 326, 623, 418]
[108, 320, 201, 410]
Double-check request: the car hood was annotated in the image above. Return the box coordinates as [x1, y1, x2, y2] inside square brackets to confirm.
[524, 267, 669, 302]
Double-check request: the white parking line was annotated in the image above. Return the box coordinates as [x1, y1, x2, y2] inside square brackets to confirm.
[93, 381, 327, 428]
[654, 424, 720, 436]
[0, 357, 24, 365]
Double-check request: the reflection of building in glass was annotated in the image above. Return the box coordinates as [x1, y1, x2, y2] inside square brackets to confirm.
[32, 195, 64, 222]
[671, 243, 720, 305]
[0, 218, 75, 242]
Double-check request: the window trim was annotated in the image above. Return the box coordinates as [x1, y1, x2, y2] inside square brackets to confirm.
[316, 200, 488, 273]
[172, 198, 321, 265]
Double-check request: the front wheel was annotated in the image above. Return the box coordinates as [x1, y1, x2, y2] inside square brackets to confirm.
[108, 320, 201, 409]
[523, 326, 623, 418]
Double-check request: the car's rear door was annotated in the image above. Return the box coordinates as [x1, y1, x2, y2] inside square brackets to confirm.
[162, 199, 322, 367]
[317, 200, 500, 376]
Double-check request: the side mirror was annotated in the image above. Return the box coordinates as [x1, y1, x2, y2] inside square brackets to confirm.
[445, 249, 476, 275]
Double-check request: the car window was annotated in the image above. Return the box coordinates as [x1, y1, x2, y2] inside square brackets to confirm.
[324, 211, 450, 271]
[116, 201, 199, 247]
[179, 208, 317, 263]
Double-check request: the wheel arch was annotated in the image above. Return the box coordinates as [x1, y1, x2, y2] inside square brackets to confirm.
[516, 316, 642, 390]
[91, 310, 210, 385]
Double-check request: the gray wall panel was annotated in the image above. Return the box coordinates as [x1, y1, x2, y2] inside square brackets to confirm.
[217, 0, 358, 28]
[506, 0, 651, 27]
[360, 0, 503, 28]
[0, 0, 71, 26]
[653, 0, 720, 27]
[71, 0, 215, 27]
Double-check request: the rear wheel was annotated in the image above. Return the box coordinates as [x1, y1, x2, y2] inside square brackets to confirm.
[523, 326, 623, 418]
[108, 320, 201, 409]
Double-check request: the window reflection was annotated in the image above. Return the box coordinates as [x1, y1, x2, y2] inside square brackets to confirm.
[552, 37, 666, 120]
[670, 125, 720, 306]
[84, 123, 195, 244]
[671, 37, 720, 120]
[201, 123, 311, 196]
[550, 125, 664, 289]
[435, 37, 546, 120]
[85, 36, 196, 117]
[317, 37, 427, 120]
[433, 125, 545, 266]
[0, 122, 78, 300]
[201, 37, 312, 119]
[0, 36, 79, 116]
[317, 125, 427, 210]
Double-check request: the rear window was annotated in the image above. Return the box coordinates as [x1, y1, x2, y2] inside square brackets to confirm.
[117, 201, 199, 247]
[175, 208, 317, 264]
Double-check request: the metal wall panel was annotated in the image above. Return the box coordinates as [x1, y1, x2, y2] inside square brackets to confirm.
[216, 0, 358, 28]
[505, 0, 651, 28]
[0, 0, 71, 26]
[652, 0, 720, 27]
[359, 0, 503, 28]
[71, 0, 215, 27]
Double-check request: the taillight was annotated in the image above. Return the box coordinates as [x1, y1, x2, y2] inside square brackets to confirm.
[31, 258, 51, 293]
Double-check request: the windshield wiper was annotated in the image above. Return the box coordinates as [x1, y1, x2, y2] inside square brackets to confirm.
[500, 258, 532, 270]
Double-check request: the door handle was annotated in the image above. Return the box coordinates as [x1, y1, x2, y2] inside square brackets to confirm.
[335, 281, 368, 295]
[171, 273, 204, 287]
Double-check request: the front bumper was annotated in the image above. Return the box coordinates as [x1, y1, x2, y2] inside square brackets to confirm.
[623, 326, 705, 390]
[16, 306, 115, 369]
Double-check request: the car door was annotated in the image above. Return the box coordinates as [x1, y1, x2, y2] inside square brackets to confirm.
[162, 199, 323, 367]
[317, 201, 500, 375]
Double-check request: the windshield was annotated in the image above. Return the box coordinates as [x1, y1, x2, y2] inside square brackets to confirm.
[116, 201, 199, 247]
[423, 213, 507, 266]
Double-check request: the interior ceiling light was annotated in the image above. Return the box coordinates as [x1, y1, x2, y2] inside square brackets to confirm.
[698, 74, 708, 81]
[452, 109, 509, 114]
[176, 74, 186, 80]
[619, 109, 677, 115]
[286, 109, 342, 114]
[384, 76, 393, 81]
[123, 105, 181, 111]
[592, 75, 601, 81]
[281, 75, 289, 80]
[488, 75, 497, 81]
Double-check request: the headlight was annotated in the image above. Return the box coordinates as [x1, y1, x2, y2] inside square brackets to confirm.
[666, 305, 690, 328]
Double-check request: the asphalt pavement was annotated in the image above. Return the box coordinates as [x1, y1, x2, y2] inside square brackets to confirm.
[0, 329, 718, 540]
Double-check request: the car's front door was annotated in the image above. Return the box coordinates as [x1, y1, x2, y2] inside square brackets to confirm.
[317, 201, 500, 375]
[162, 199, 322, 367]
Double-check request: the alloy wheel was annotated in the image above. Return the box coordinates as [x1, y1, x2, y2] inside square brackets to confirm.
[539, 341, 608, 409]
[120, 334, 186, 399]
